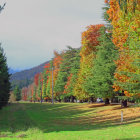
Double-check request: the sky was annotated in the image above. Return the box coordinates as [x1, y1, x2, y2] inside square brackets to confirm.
[0, 0, 105, 70]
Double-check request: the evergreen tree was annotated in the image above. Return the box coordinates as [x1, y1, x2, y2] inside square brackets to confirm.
[37, 74, 42, 101]
[45, 61, 53, 99]
[33, 85, 37, 101]
[54, 47, 80, 101]
[42, 70, 47, 99]
[0, 45, 11, 108]
[63, 48, 81, 102]
[13, 86, 21, 101]
[85, 27, 118, 104]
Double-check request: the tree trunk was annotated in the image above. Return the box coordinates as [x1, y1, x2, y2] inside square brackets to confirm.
[68, 97, 70, 102]
[121, 100, 127, 107]
[111, 97, 119, 103]
[70, 96, 75, 103]
[105, 98, 110, 105]
[58, 98, 61, 102]
[63, 98, 66, 102]
[90, 97, 94, 103]
[88, 97, 94, 103]
[80, 100, 83, 103]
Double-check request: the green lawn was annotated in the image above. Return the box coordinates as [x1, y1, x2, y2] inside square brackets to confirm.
[0, 102, 140, 140]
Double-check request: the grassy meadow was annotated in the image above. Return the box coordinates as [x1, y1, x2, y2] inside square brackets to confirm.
[0, 102, 140, 140]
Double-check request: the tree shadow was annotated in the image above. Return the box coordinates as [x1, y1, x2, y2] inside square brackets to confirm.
[118, 138, 140, 140]
[88, 103, 121, 108]
[0, 103, 139, 138]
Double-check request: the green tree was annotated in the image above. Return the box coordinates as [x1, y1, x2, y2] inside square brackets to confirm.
[42, 70, 47, 99]
[37, 74, 42, 101]
[33, 85, 37, 101]
[54, 47, 80, 101]
[63, 48, 81, 102]
[85, 27, 118, 104]
[45, 60, 53, 99]
[0, 45, 11, 108]
[13, 86, 21, 101]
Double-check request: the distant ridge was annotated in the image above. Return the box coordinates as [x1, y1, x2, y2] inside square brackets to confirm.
[9, 68, 21, 74]
[10, 61, 49, 89]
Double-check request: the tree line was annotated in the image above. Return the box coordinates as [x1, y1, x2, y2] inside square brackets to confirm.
[13, 0, 139, 107]
[1, 0, 138, 107]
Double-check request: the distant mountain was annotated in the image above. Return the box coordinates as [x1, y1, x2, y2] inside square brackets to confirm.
[9, 68, 21, 74]
[10, 61, 49, 89]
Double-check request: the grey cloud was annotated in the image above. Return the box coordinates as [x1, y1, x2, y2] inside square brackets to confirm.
[0, 0, 105, 69]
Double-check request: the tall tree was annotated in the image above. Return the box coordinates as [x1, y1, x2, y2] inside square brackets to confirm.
[0, 45, 11, 108]
[85, 27, 118, 104]
[42, 70, 48, 100]
[36, 73, 43, 101]
[74, 25, 104, 101]
[107, 0, 140, 106]
[21, 87, 28, 101]
[63, 48, 81, 102]
[54, 47, 79, 101]
[13, 86, 21, 101]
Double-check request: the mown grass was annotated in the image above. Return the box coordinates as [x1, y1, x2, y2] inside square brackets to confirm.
[0, 102, 140, 140]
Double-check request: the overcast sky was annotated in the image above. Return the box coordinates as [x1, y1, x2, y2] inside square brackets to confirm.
[0, 0, 105, 70]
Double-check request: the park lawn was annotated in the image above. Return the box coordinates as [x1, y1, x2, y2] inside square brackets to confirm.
[0, 102, 140, 140]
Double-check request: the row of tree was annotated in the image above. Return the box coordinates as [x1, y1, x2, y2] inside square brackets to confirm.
[17, 0, 139, 107]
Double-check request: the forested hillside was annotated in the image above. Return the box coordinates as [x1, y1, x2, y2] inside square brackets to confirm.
[10, 61, 49, 89]
[9, 68, 20, 74]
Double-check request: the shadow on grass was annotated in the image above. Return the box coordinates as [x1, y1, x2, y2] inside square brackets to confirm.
[116, 138, 140, 140]
[0, 102, 140, 137]
[88, 103, 120, 108]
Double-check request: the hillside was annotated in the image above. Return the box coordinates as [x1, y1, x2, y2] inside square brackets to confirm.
[10, 61, 49, 89]
[9, 68, 21, 74]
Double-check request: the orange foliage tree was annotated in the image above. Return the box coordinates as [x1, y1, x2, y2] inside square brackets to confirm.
[107, 0, 140, 99]
[53, 51, 63, 97]
[21, 87, 28, 101]
[63, 73, 73, 94]
[45, 51, 62, 99]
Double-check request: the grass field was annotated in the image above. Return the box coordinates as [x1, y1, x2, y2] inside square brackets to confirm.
[0, 102, 140, 140]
